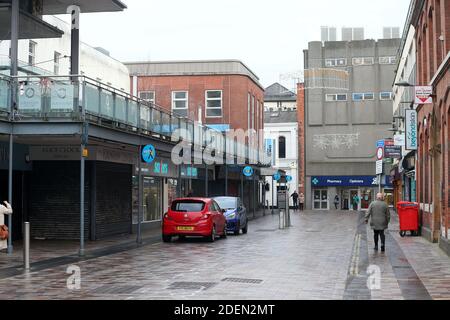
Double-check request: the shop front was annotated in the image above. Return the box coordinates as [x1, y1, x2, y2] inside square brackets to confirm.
[133, 155, 178, 231]
[311, 176, 380, 211]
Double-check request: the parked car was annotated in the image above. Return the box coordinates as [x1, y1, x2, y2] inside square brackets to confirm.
[213, 196, 248, 235]
[162, 198, 227, 243]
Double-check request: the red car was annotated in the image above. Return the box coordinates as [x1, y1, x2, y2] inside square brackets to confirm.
[162, 198, 227, 243]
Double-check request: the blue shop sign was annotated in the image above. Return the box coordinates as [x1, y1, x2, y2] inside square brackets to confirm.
[141, 144, 156, 164]
[243, 166, 254, 177]
[311, 176, 380, 187]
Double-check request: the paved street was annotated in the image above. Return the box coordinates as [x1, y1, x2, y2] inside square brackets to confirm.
[0, 210, 449, 300]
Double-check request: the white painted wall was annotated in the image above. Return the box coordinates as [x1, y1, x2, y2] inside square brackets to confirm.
[264, 122, 298, 207]
[0, 15, 130, 92]
[264, 101, 297, 111]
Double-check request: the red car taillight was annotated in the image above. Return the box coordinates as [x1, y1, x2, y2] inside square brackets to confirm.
[201, 213, 211, 220]
[164, 213, 172, 220]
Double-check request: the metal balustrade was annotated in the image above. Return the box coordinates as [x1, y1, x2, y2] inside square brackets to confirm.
[0, 74, 269, 165]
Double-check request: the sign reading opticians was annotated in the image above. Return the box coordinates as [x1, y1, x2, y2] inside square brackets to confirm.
[415, 86, 433, 104]
[405, 109, 418, 150]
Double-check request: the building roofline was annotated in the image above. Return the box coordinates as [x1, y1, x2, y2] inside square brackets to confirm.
[124, 59, 264, 90]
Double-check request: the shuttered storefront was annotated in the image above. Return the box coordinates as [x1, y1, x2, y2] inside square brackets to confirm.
[29, 161, 90, 240]
[94, 161, 132, 239]
[29, 161, 132, 240]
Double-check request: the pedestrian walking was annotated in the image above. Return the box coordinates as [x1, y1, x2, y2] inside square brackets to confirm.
[291, 191, 299, 210]
[365, 193, 390, 252]
[0, 201, 13, 252]
[352, 194, 360, 211]
[299, 193, 305, 211]
[334, 195, 340, 210]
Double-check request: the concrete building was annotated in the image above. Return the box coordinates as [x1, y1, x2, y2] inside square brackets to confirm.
[303, 37, 400, 211]
[263, 83, 298, 208]
[409, 0, 450, 254]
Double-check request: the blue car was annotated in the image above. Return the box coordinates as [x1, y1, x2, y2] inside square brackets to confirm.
[213, 197, 248, 235]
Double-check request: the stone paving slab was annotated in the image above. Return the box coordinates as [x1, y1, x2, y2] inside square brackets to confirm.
[0, 210, 449, 300]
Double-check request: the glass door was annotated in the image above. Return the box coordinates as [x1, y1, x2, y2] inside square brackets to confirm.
[143, 177, 162, 222]
[313, 189, 329, 210]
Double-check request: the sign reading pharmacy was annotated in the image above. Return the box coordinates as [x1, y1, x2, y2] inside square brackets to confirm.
[311, 176, 381, 187]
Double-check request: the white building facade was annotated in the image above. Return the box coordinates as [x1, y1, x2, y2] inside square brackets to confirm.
[0, 15, 130, 92]
[264, 111, 298, 208]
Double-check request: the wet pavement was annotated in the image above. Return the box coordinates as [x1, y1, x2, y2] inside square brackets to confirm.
[0, 210, 449, 300]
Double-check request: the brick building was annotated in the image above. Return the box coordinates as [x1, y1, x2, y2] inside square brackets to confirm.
[125, 60, 265, 135]
[411, 0, 450, 254]
[125, 60, 266, 212]
[297, 83, 306, 196]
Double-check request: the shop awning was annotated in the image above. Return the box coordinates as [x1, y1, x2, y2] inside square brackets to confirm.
[0, 4, 64, 40]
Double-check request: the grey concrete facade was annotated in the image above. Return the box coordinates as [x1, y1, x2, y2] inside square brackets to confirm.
[303, 38, 401, 210]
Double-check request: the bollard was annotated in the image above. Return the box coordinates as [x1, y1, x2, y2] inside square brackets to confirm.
[279, 210, 285, 229]
[24, 222, 30, 271]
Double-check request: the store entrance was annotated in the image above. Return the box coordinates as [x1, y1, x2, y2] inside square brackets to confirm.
[143, 177, 162, 222]
[313, 189, 329, 210]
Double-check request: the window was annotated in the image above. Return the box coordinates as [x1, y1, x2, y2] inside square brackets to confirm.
[247, 93, 251, 130]
[251, 95, 255, 129]
[53, 51, 61, 75]
[171, 200, 205, 212]
[352, 57, 374, 66]
[139, 91, 155, 104]
[205, 90, 222, 117]
[278, 136, 286, 159]
[28, 41, 36, 66]
[325, 58, 347, 67]
[379, 56, 397, 64]
[380, 92, 393, 100]
[172, 91, 188, 117]
[325, 93, 347, 102]
[352, 93, 375, 101]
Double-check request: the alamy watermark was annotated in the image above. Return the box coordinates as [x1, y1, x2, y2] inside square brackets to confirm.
[366, 265, 381, 290]
[171, 128, 271, 166]
[66, 265, 81, 290]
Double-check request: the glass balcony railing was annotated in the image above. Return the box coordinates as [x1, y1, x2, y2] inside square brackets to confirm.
[0, 74, 268, 165]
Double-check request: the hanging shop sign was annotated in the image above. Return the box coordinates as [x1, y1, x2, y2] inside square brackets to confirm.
[394, 134, 405, 147]
[405, 109, 418, 150]
[384, 145, 402, 159]
[414, 86, 433, 104]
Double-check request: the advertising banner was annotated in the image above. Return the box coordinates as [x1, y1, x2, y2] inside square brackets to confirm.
[405, 109, 418, 150]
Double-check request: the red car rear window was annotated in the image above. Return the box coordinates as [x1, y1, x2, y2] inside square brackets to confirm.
[171, 200, 205, 212]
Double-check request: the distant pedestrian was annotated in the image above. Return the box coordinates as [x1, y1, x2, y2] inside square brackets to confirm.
[299, 193, 305, 211]
[186, 189, 194, 197]
[352, 194, 360, 211]
[334, 195, 340, 210]
[365, 193, 390, 252]
[0, 201, 13, 252]
[291, 191, 299, 210]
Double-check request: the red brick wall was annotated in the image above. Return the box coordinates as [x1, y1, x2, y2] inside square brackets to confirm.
[135, 74, 264, 133]
[297, 83, 305, 195]
[414, 0, 450, 241]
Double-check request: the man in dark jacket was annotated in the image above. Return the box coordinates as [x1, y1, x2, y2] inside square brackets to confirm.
[291, 191, 299, 210]
[365, 193, 390, 252]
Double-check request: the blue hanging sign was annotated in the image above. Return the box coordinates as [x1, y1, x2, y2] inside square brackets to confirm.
[273, 173, 281, 181]
[286, 175, 293, 182]
[243, 166, 254, 177]
[141, 145, 156, 164]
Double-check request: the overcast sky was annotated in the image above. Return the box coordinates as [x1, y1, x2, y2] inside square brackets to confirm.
[59, 0, 411, 90]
